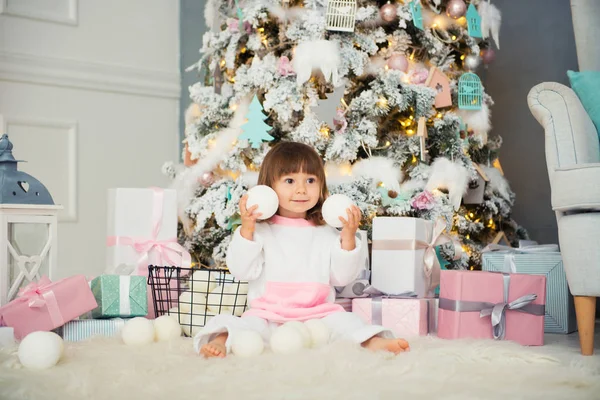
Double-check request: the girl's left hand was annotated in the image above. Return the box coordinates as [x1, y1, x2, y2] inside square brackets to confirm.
[339, 205, 361, 241]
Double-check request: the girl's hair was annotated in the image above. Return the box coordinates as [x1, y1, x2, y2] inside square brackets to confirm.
[257, 141, 328, 225]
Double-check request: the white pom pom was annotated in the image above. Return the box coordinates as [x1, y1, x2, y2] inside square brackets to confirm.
[167, 307, 180, 316]
[207, 284, 248, 317]
[18, 331, 63, 370]
[282, 321, 311, 348]
[122, 317, 155, 346]
[246, 185, 279, 220]
[269, 325, 305, 355]
[153, 315, 182, 342]
[189, 270, 217, 294]
[231, 330, 265, 357]
[303, 319, 331, 348]
[178, 291, 207, 313]
[179, 305, 209, 337]
[322, 194, 354, 228]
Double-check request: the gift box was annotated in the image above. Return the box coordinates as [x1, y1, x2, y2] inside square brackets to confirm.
[482, 247, 576, 334]
[438, 270, 546, 346]
[90, 275, 147, 318]
[335, 231, 370, 298]
[0, 275, 98, 340]
[352, 297, 437, 338]
[57, 318, 126, 342]
[335, 298, 353, 312]
[371, 217, 455, 298]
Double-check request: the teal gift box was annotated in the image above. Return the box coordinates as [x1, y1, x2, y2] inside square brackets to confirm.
[482, 247, 576, 334]
[57, 318, 126, 342]
[91, 275, 147, 318]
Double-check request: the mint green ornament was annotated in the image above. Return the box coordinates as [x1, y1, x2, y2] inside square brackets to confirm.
[409, 0, 424, 30]
[466, 3, 482, 38]
[458, 73, 483, 110]
[238, 95, 275, 149]
[378, 186, 410, 207]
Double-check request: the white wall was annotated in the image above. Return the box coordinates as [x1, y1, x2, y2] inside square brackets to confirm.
[0, 0, 181, 279]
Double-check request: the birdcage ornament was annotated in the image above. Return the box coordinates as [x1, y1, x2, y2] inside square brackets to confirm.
[326, 0, 357, 32]
[458, 72, 483, 110]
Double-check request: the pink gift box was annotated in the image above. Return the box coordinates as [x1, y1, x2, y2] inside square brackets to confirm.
[352, 297, 433, 338]
[437, 270, 546, 346]
[0, 275, 98, 340]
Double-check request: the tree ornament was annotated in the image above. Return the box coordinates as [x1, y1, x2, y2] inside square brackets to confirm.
[199, 171, 215, 186]
[466, 3, 482, 38]
[409, 0, 424, 30]
[463, 164, 490, 204]
[417, 117, 428, 161]
[326, 0, 357, 32]
[481, 48, 496, 64]
[238, 95, 275, 148]
[380, 2, 397, 22]
[464, 54, 481, 70]
[458, 72, 483, 110]
[446, 0, 467, 19]
[425, 66, 452, 108]
[386, 53, 408, 72]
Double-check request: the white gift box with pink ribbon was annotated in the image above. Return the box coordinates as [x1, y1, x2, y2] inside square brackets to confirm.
[370, 217, 460, 298]
[106, 188, 190, 275]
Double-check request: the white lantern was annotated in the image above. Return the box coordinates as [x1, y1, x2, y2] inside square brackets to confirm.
[326, 0, 357, 32]
[0, 135, 62, 306]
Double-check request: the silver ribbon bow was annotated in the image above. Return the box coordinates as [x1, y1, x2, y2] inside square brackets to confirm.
[479, 293, 539, 340]
[481, 244, 560, 274]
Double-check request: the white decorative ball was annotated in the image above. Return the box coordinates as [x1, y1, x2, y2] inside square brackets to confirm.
[153, 315, 182, 342]
[206, 284, 248, 317]
[231, 330, 265, 357]
[303, 319, 331, 348]
[282, 321, 311, 348]
[464, 54, 481, 71]
[167, 307, 180, 317]
[322, 194, 355, 228]
[189, 270, 217, 294]
[246, 185, 279, 220]
[18, 331, 64, 370]
[178, 291, 207, 313]
[121, 317, 155, 346]
[269, 325, 305, 355]
[179, 305, 209, 337]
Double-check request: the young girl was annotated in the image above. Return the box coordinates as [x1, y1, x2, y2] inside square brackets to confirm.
[194, 142, 410, 358]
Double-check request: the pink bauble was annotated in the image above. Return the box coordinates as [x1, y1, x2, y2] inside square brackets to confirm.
[446, 0, 467, 19]
[481, 48, 496, 64]
[199, 171, 215, 186]
[387, 54, 408, 72]
[380, 3, 397, 22]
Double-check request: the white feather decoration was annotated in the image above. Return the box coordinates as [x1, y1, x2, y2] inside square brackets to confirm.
[478, 1, 501, 49]
[266, 4, 306, 22]
[456, 102, 491, 143]
[204, 0, 221, 32]
[240, 171, 259, 188]
[351, 157, 402, 192]
[482, 166, 511, 201]
[171, 97, 251, 234]
[185, 103, 203, 127]
[425, 158, 469, 211]
[293, 40, 340, 86]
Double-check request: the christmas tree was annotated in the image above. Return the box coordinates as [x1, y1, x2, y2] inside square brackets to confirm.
[166, 0, 526, 270]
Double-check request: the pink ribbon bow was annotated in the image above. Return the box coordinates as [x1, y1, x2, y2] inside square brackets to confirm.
[18, 276, 65, 327]
[106, 188, 191, 277]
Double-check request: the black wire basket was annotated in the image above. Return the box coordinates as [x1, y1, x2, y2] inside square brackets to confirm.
[148, 265, 249, 337]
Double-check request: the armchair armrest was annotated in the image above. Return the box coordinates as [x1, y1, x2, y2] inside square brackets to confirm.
[552, 163, 600, 211]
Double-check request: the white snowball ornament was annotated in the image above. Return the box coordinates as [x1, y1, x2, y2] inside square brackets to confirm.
[269, 325, 305, 355]
[122, 317, 155, 346]
[179, 305, 209, 337]
[303, 319, 331, 348]
[207, 284, 248, 317]
[282, 321, 311, 348]
[189, 269, 217, 294]
[18, 331, 64, 370]
[246, 185, 279, 220]
[178, 291, 207, 313]
[154, 315, 182, 342]
[322, 194, 355, 228]
[231, 330, 265, 357]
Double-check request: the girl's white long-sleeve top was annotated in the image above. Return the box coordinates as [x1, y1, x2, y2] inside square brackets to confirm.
[225, 215, 365, 304]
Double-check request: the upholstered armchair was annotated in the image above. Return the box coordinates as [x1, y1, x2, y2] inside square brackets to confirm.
[528, 84, 600, 355]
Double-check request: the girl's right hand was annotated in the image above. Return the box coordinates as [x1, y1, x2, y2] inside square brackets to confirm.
[239, 194, 262, 240]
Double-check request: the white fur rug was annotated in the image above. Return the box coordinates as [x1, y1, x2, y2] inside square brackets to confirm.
[0, 336, 599, 400]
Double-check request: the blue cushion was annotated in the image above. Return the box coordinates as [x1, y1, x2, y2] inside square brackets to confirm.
[567, 70, 600, 139]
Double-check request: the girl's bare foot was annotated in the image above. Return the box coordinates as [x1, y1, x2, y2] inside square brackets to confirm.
[200, 333, 228, 358]
[362, 336, 410, 354]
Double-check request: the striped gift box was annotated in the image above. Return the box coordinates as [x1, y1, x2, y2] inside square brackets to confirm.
[335, 298, 353, 312]
[59, 318, 126, 341]
[482, 252, 576, 334]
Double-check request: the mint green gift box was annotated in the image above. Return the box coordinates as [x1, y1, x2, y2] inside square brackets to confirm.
[90, 275, 147, 318]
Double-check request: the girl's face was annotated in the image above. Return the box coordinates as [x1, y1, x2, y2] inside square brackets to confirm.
[272, 171, 321, 219]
